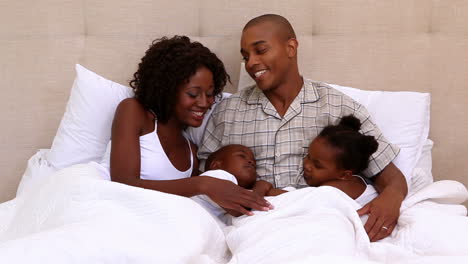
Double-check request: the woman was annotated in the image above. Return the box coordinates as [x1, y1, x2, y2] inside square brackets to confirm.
[109, 36, 271, 215]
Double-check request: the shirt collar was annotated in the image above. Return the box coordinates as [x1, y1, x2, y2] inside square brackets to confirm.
[246, 78, 320, 105]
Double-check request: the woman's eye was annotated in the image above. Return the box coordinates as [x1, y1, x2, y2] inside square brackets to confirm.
[187, 92, 198, 98]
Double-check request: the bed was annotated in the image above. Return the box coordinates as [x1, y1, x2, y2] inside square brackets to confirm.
[1, 0, 467, 263]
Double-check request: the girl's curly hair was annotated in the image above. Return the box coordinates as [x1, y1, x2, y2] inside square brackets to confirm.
[129, 36, 230, 123]
[318, 115, 379, 174]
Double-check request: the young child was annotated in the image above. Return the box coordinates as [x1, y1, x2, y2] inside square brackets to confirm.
[192, 144, 285, 223]
[302, 115, 379, 207]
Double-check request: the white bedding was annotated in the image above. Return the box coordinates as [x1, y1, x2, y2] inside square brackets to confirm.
[226, 183, 468, 264]
[0, 164, 229, 264]
[2, 148, 467, 263]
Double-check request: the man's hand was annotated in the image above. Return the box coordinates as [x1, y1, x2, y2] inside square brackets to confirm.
[358, 162, 407, 242]
[357, 188, 403, 242]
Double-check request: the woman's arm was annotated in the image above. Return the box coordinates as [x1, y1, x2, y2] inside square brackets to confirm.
[109, 99, 271, 215]
[110, 98, 145, 184]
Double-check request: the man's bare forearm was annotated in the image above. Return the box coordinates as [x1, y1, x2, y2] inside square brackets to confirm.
[374, 162, 407, 202]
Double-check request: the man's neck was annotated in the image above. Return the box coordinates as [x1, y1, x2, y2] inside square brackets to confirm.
[264, 75, 303, 118]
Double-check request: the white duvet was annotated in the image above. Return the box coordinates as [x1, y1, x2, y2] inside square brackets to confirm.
[226, 182, 468, 264]
[1, 163, 467, 264]
[0, 164, 229, 264]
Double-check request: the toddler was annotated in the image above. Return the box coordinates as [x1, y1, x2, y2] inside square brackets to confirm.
[193, 144, 285, 223]
[303, 115, 379, 207]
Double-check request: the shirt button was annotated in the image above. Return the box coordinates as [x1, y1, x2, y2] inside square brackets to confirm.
[275, 152, 280, 157]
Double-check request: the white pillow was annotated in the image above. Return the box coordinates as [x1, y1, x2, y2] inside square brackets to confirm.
[47, 64, 227, 169]
[410, 139, 434, 192]
[238, 63, 431, 182]
[330, 84, 430, 182]
[47, 64, 134, 169]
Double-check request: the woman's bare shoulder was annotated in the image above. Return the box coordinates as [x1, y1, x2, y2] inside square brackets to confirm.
[117, 98, 145, 112]
[113, 98, 148, 132]
[115, 98, 146, 117]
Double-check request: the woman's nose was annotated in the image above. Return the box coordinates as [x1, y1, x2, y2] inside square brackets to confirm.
[197, 94, 210, 108]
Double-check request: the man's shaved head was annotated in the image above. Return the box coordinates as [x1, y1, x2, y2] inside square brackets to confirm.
[243, 14, 296, 40]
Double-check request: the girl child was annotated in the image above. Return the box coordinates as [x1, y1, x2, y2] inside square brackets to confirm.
[302, 115, 379, 207]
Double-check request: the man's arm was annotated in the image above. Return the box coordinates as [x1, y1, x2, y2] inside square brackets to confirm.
[358, 162, 407, 242]
[344, 97, 407, 241]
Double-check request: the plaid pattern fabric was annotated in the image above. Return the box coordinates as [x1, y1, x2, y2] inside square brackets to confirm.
[198, 79, 400, 188]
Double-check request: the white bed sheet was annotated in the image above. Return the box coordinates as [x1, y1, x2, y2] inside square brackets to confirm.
[1, 163, 229, 264]
[3, 139, 467, 263]
[226, 183, 468, 263]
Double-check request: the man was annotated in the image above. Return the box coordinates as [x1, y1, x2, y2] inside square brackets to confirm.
[199, 14, 407, 241]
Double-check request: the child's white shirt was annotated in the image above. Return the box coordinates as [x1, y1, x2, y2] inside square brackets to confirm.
[191, 170, 238, 225]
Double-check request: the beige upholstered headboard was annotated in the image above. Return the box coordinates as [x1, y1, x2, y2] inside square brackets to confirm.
[1, 0, 467, 203]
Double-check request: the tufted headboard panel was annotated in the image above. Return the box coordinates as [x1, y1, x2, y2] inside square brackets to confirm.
[1, 0, 467, 202]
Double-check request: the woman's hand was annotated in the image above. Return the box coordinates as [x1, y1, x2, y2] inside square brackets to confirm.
[357, 188, 403, 242]
[200, 176, 273, 216]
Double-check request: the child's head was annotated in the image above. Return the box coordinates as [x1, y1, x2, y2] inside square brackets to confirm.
[205, 144, 257, 188]
[303, 115, 379, 187]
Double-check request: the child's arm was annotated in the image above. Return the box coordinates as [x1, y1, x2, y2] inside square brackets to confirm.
[251, 180, 273, 196]
[266, 188, 288, 196]
[252, 180, 287, 197]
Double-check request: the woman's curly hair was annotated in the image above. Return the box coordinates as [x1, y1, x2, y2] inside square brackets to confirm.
[129, 36, 230, 123]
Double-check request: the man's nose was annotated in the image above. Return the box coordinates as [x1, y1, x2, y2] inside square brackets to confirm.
[246, 54, 259, 70]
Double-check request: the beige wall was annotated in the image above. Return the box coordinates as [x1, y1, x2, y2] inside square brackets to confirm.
[1, 0, 467, 203]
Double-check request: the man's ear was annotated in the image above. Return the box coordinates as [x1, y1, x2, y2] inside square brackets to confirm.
[209, 160, 223, 170]
[286, 38, 298, 58]
[338, 170, 353, 180]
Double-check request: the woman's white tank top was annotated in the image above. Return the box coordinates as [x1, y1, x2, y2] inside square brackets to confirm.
[99, 122, 193, 181]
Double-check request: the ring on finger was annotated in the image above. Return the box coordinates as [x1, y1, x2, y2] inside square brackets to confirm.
[381, 226, 389, 230]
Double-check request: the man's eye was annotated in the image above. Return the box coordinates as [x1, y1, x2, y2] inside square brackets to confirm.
[242, 56, 248, 61]
[257, 48, 267, 54]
